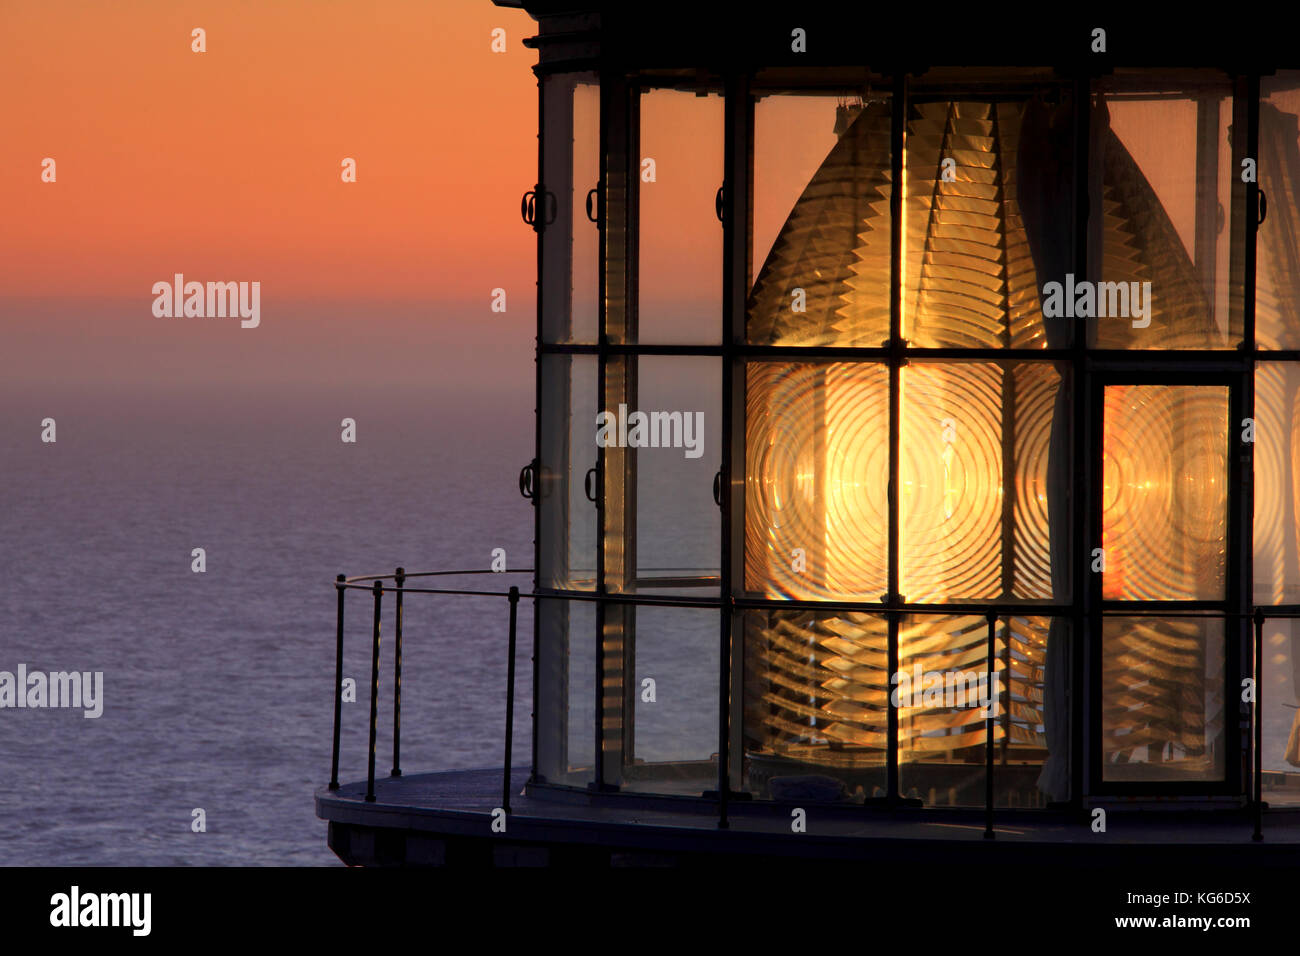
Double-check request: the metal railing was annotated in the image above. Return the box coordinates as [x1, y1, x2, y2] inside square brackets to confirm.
[327, 568, 1292, 842]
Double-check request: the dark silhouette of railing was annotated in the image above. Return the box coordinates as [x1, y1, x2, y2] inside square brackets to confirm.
[327, 568, 1288, 842]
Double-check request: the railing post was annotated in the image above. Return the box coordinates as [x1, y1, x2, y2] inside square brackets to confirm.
[392, 567, 405, 778]
[984, 610, 997, 840]
[503, 586, 520, 815]
[329, 574, 346, 791]
[365, 580, 383, 803]
[593, 600, 606, 791]
[718, 596, 733, 830]
[1253, 607, 1265, 842]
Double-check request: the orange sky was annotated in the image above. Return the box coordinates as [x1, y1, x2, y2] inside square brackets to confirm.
[0, 4, 854, 389]
[1, 11, 1270, 392]
[0, 0, 541, 388]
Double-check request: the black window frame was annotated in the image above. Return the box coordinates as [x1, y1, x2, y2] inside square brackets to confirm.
[531, 62, 1266, 808]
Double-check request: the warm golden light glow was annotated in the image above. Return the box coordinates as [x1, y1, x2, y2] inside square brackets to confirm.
[743, 93, 1233, 796]
[1101, 385, 1228, 601]
[1254, 363, 1300, 604]
[1101, 617, 1225, 781]
[747, 362, 888, 599]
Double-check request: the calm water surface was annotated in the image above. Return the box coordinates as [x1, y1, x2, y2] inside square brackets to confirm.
[0, 383, 534, 865]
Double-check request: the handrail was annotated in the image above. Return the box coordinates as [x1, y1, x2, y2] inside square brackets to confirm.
[329, 566, 1294, 840]
[342, 568, 536, 584]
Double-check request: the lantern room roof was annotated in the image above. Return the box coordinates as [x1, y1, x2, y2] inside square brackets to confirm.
[493, 2, 1291, 74]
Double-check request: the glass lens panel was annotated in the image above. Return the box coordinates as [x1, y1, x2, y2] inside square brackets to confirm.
[1009, 615, 1071, 806]
[898, 614, 995, 806]
[748, 93, 892, 347]
[895, 615, 1070, 808]
[900, 361, 1068, 602]
[538, 354, 597, 590]
[1257, 72, 1300, 349]
[1102, 385, 1228, 601]
[636, 88, 722, 345]
[1102, 616, 1226, 782]
[903, 100, 1055, 349]
[742, 609, 888, 802]
[893, 614, 1070, 807]
[741, 611, 1068, 806]
[1089, 73, 1237, 349]
[745, 361, 889, 599]
[1255, 362, 1300, 604]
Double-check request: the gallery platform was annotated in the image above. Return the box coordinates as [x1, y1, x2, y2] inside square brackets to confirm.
[317, 767, 1300, 868]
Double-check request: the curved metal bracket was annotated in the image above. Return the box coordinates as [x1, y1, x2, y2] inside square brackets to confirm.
[521, 187, 557, 228]
[519, 460, 538, 501]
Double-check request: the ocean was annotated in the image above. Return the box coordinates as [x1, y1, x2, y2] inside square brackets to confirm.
[3, 379, 1296, 866]
[0, 383, 534, 865]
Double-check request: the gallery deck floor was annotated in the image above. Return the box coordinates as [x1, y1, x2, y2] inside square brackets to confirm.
[316, 767, 1300, 866]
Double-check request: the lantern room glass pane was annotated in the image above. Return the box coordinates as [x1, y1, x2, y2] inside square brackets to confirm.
[536, 597, 596, 787]
[538, 354, 597, 590]
[742, 609, 889, 801]
[749, 90, 1088, 351]
[752, 93, 843, 287]
[903, 99, 1059, 349]
[1089, 72, 1238, 349]
[1258, 71, 1300, 350]
[1101, 616, 1226, 782]
[620, 606, 718, 795]
[745, 361, 889, 600]
[635, 88, 723, 345]
[540, 72, 599, 344]
[899, 361, 1069, 603]
[571, 79, 601, 342]
[897, 613, 995, 806]
[742, 610, 1068, 806]
[602, 355, 720, 593]
[1102, 385, 1228, 601]
[1011, 615, 1071, 806]
[749, 92, 891, 347]
[745, 359, 1069, 603]
[1254, 362, 1300, 604]
[1260, 618, 1300, 805]
[898, 614, 1065, 808]
[1255, 361, 1300, 795]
